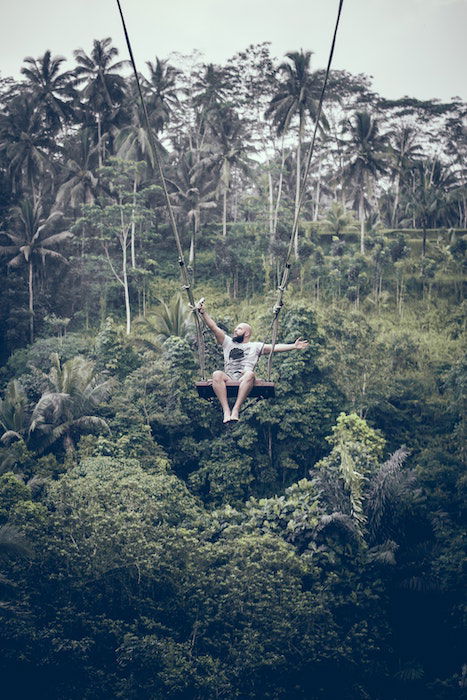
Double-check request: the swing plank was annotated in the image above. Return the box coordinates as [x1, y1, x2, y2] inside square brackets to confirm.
[196, 380, 275, 400]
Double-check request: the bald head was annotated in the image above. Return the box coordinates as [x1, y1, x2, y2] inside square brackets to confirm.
[232, 322, 252, 343]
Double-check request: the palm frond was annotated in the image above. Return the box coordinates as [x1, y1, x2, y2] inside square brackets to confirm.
[367, 447, 410, 539]
[0, 524, 33, 559]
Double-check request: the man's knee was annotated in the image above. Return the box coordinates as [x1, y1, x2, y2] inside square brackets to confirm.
[212, 370, 225, 382]
[241, 370, 255, 383]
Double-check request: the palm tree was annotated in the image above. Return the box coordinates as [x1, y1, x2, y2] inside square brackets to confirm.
[0, 95, 53, 199]
[20, 50, 77, 134]
[29, 353, 114, 453]
[192, 63, 232, 115]
[135, 295, 194, 348]
[0, 524, 33, 603]
[167, 148, 217, 273]
[322, 202, 358, 237]
[73, 38, 128, 166]
[203, 106, 254, 236]
[265, 50, 327, 255]
[144, 57, 181, 134]
[343, 111, 388, 253]
[54, 128, 99, 212]
[405, 159, 457, 256]
[0, 199, 73, 342]
[0, 380, 28, 445]
[388, 126, 421, 226]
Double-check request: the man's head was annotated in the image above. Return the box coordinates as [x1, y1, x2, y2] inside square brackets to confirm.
[232, 322, 252, 343]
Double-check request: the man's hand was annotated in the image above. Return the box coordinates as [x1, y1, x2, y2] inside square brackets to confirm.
[294, 337, 309, 350]
[194, 298, 205, 314]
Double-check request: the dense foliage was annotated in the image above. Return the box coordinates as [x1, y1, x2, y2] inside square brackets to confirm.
[0, 40, 465, 699]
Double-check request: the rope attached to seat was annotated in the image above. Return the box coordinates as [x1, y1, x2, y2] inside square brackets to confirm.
[115, 0, 206, 379]
[266, 0, 345, 380]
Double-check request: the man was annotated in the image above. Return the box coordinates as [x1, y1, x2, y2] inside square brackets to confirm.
[197, 301, 309, 423]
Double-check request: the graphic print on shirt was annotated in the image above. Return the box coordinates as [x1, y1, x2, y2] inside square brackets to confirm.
[222, 336, 262, 378]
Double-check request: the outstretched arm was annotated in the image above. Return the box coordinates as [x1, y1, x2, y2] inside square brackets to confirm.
[196, 300, 225, 345]
[261, 338, 309, 354]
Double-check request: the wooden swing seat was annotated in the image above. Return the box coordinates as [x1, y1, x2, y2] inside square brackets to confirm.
[196, 380, 275, 400]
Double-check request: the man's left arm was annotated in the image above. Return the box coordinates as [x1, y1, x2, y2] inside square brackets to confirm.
[261, 338, 309, 354]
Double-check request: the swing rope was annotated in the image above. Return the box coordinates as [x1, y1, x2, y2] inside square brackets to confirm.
[116, 0, 344, 386]
[266, 0, 345, 380]
[115, 0, 206, 379]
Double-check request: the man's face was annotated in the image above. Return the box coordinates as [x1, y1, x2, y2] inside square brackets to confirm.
[232, 323, 250, 343]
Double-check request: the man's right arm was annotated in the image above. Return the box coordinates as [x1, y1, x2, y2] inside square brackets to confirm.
[197, 301, 225, 345]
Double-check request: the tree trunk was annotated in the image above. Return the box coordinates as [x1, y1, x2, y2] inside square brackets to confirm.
[391, 171, 401, 227]
[28, 259, 34, 344]
[313, 158, 322, 220]
[294, 119, 303, 259]
[273, 141, 286, 239]
[189, 218, 197, 282]
[122, 240, 131, 335]
[222, 190, 227, 237]
[359, 192, 365, 254]
[268, 170, 274, 240]
[131, 175, 137, 269]
[97, 113, 103, 169]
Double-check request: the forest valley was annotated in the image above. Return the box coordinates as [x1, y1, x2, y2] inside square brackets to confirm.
[0, 40, 465, 699]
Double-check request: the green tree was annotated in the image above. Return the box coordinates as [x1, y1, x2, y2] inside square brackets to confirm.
[20, 50, 77, 134]
[144, 57, 181, 134]
[0, 199, 72, 342]
[29, 353, 114, 453]
[266, 50, 327, 255]
[205, 105, 254, 237]
[73, 38, 127, 167]
[0, 95, 53, 199]
[0, 380, 28, 445]
[343, 111, 388, 253]
[322, 201, 358, 236]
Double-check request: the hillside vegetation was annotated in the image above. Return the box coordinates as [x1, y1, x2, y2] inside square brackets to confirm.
[0, 40, 465, 699]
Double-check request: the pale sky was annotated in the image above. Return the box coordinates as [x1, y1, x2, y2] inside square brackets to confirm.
[1, 0, 466, 102]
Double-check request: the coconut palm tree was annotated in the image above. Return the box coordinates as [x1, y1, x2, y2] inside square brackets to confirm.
[20, 50, 77, 134]
[388, 126, 421, 227]
[167, 148, 217, 273]
[144, 57, 181, 134]
[203, 105, 254, 236]
[29, 353, 114, 453]
[134, 295, 194, 351]
[265, 50, 327, 255]
[322, 202, 358, 237]
[343, 111, 388, 253]
[73, 38, 128, 166]
[0, 95, 54, 199]
[405, 159, 458, 256]
[192, 63, 232, 114]
[0, 380, 28, 445]
[54, 128, 99, 212]
[0, 199, 73, 342]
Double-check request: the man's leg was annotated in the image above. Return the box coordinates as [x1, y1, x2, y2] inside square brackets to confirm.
[230, 371, 255, 421]
[212, 370, 231, 423]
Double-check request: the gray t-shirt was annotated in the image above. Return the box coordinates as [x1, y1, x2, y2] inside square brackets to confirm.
[222, 335, 263, 378]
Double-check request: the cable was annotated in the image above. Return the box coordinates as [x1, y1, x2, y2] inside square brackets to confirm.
[266, 0, 345, 380]
[115, 0, 206, 378]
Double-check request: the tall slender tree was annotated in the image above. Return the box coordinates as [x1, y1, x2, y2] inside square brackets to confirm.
[20, 50, 77, 134]
[343, 111, 388, 253]
[265, 50, 327, 256]
[73, 38, 128, 166]
[0, 95, 54, 200]
[0, 200, 72, 342]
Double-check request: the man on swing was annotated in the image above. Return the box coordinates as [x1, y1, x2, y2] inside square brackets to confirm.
[197, 301, 309, 423]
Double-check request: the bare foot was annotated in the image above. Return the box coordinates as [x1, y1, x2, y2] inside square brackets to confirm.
[223, 412, 231, 424]
[230, 409, 239, 422]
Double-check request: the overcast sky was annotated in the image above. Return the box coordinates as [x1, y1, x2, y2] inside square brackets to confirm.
[1, 0, 466, 101]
